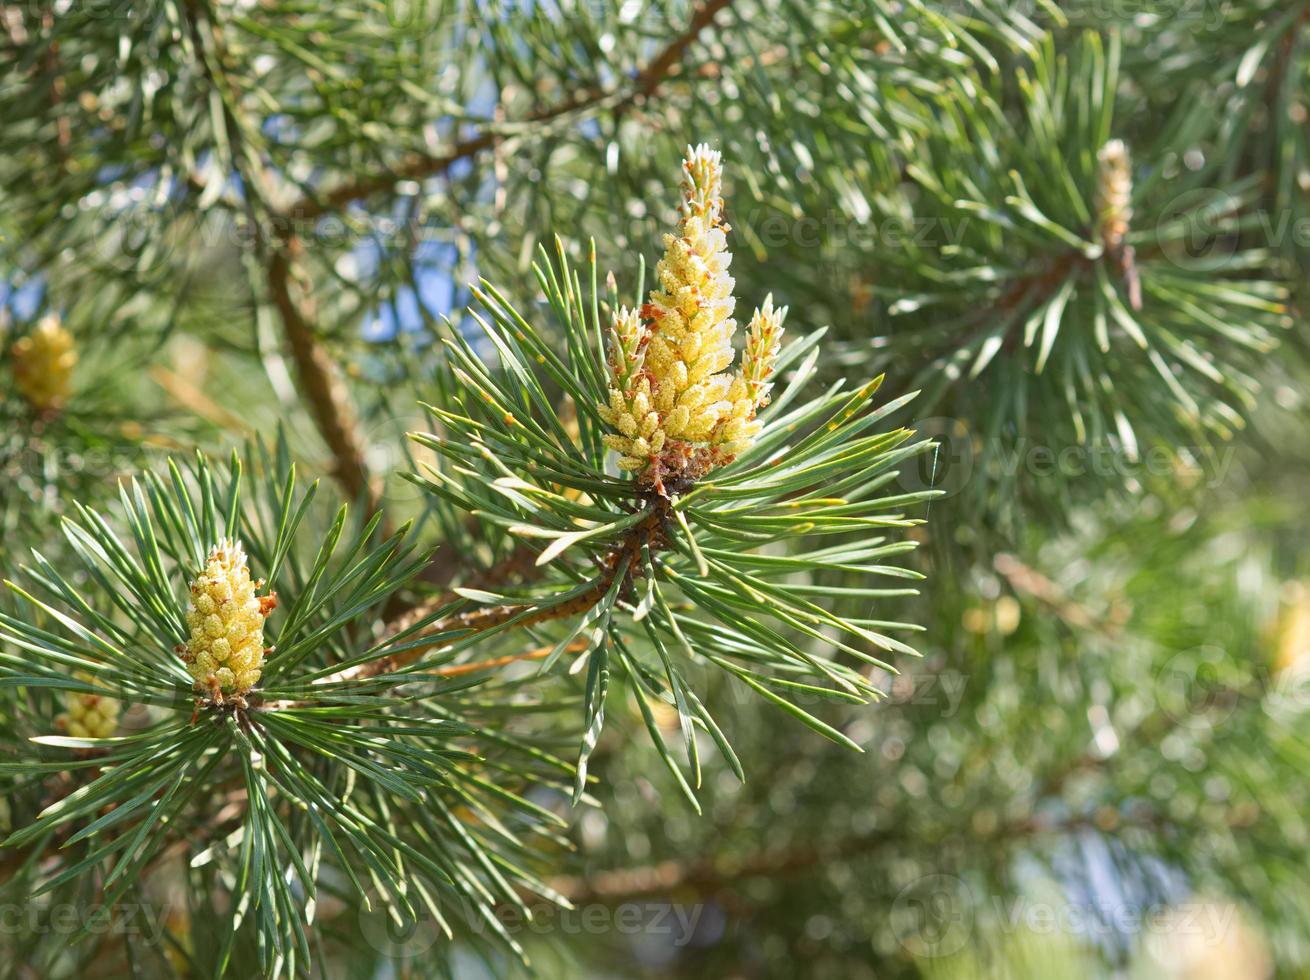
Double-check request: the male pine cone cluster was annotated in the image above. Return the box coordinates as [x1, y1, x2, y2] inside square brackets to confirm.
[58, 673, 120, 739]
[599, 145, 784, 494]
[11, 315, 76, 411]
[1095, 139, 1133, 252]
[1095, 138, 1141, 310]
[183, 540, 271, 696]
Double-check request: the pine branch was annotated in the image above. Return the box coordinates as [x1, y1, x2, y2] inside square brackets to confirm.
[282, 0, 736, 222]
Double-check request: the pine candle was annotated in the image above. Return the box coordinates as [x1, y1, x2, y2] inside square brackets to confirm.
[599, 145, 784, 495]
[183, 539, 272, 696]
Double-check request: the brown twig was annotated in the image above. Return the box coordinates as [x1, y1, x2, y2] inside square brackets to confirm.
[324, 502, 668, 687]
[39, 12, 70, 172]
[546, 805, 1168, 905]
[993, 551, 1121, 636]
[148, 365, 253, 435]
[259, 575, 606, 709]
[426, 638, 585, 679]
[549, 831, 894, 903]
[622, 0, 734, 106]
[382, 540, 542, 625]
[267, 242, 381, 512]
